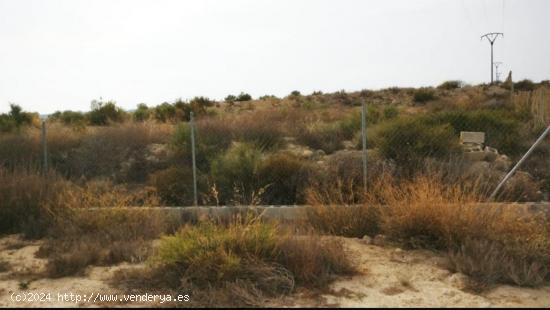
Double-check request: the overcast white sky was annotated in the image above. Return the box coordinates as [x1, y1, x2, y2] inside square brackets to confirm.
[0, 0, 549, 114]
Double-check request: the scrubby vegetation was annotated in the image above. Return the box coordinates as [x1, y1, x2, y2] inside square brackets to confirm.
[306, 172, 550, 288]
[1, 81, 550, 305]
[114, 216, 354, 307]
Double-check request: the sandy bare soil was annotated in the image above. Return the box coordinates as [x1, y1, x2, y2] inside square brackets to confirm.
[273, 237, 550, 308]
[0, 235, 149, 308]
[1, 234, 549, 308]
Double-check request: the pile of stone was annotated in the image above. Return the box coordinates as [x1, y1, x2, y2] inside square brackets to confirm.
[460, 131, 511, 172]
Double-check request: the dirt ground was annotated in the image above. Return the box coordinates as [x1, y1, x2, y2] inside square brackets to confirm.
[1, 234, 549, 308]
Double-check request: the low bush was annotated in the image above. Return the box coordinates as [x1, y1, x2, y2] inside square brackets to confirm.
[373, 117, 460, 172]
[514, 79, 536, 92]
[210, 143, 264, 205]
[258, 152, 313, 205]
[426, 109, 525, 156]
[236, 92, 253, 102]
[149, 166, 197, 206]
[87, 100, 127, 125]
[438, 80, 463, 90]
[133, 103, 150, 122]
[115, 217, 355, 307]
[307, 170, 550, 288]
[0, 104, 36, 133]
[296, 122, 346, 154]
[413, 88, 437, 103]
[0, 168, 68, 238]
[49, 110, 87, 128]
[39, 208, 178, 278]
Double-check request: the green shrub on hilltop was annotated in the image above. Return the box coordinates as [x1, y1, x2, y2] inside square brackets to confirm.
[87, 100, 127, 125]
[413, 88, 437, 103]
[236, 92, 252, 102]
[0, 104, 36, 132]
[437, 80, 463, 90]
[133, 103, 150, 122]
[514, 79, 536, 92]
[50, 110, 87, 127]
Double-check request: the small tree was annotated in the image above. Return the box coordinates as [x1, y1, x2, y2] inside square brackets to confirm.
[225, 94, 237, 102]
[87, 100, 126, 125]
[133, 103, 150, 122]
[236, 92, 252, 102]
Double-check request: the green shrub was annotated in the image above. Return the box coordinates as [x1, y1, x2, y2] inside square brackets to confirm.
[172, 120, 233, 172]
[258, 152, 312, 205]
[296, 122, 345, 154]
[210, 143, 263, 205]
[149, 166, 197, 206]
[514, 79, 536, 92]
[50, 110, 87, 127]
[232, 115, 284, 151]
[0, 104, 35, 132]
[373, 117, 460, 171]
[87, 100, 126, 125]
[153, 102, 177, 122]
[148, 218, 355, 294]
[413, 88, 437, 103]
[290, 90, 301, 97]
[383, 106, 399, 119]
[225, 94, 237, 102]
[438, 80, 463, 90]
[133, 103, 150, 122]
[338, 112, 362, 139]
[426, 109, 524, 156]
[236, 92, 252, 102]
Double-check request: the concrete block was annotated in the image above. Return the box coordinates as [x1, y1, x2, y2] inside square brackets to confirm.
[460, 131, 485, 145]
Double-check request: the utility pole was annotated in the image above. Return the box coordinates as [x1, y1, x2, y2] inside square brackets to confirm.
[481, 32, 503, 84]
[190, 112, 198, 206]
[41, 120, 48, 174]
[361, 100, 367, 196]
[493, 61, 503, 83]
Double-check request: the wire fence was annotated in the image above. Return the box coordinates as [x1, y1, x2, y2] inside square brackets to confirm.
[1, 85, 549, 206]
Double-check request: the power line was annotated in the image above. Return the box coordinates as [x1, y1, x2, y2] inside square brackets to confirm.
[481, 32, 504, 84]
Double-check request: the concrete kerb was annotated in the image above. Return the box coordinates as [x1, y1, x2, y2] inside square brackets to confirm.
[79, 202, 550, 224]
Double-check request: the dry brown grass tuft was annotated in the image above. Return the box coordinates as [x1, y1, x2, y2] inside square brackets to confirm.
[0, 168, 71, 238]
[39, 208, 179, 278]
[306, 171, 550, 288]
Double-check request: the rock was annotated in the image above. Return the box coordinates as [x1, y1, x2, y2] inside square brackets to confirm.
[447, 273, 469, 290]
[342, 140, 356, 150]
[372, 234, 387, 246]
[312, 149, 326, 160]
[145, 143, 172, 164]
[301, 149, 313, 158]
[493, 154, 511, 171]
[484, 146, 499, 162]
[463, 150, 487, 162]
[361, 235, 372, 245]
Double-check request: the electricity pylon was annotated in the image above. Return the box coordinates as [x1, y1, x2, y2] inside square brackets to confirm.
[481, 32, 503, 84]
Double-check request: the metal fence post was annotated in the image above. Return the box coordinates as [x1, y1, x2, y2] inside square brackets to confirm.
[489, 125, 550, 201]
[41, 120, 48, 174]
[361, 100, 367, 196]
[190, 112, 198, 206]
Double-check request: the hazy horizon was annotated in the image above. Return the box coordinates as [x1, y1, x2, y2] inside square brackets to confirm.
[1, 0, 549, 114]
